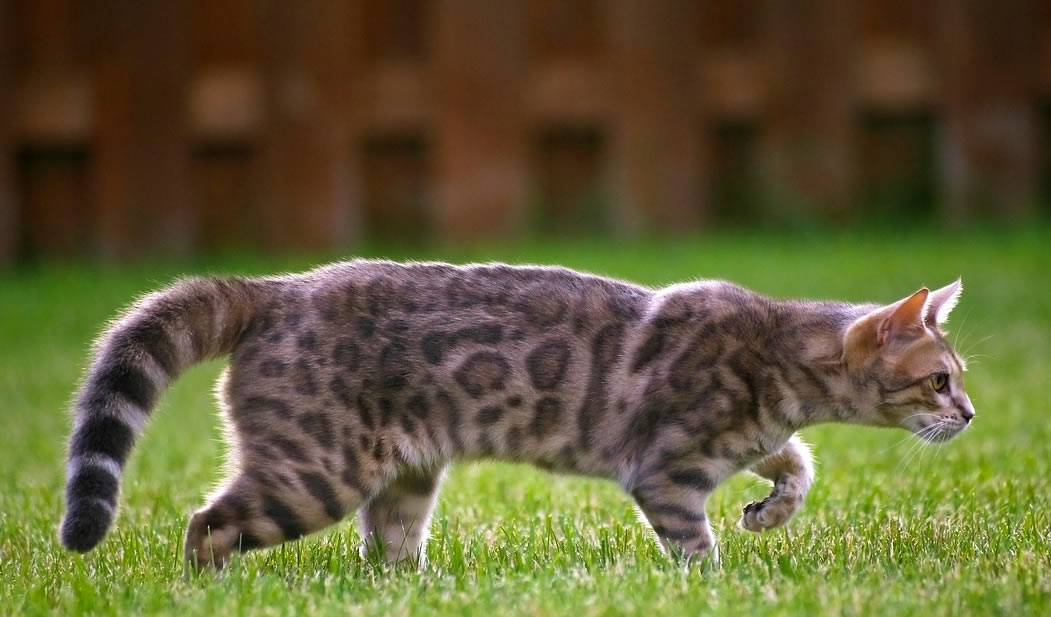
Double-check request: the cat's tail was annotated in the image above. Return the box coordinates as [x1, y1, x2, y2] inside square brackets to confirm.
[60, 276, 262, 553]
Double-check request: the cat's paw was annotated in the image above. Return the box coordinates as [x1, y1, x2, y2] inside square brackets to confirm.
[739, 498, 770, 532]
[739, 495, 798, 532]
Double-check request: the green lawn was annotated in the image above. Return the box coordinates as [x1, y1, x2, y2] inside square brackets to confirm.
[2, 227, 1049, 616]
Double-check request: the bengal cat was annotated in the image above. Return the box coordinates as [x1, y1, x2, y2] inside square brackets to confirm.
[58, 260, 974, 569]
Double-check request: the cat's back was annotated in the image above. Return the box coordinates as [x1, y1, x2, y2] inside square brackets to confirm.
[288, 259, 653, 329]
[230, 259, 656, 373]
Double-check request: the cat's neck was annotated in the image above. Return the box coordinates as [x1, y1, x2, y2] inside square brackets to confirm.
[773, 301, 879, 428]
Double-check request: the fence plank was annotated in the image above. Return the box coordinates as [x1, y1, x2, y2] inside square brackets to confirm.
[3, 1, 1048, 262]
[93, 0, 192, 259]
[608, 0, 704, 232]
[433, 0, 527, 242]
[0, 0, 15, 265]
[257, 0, 358, 252]
[762, 0, 855, 217]
[937, 0, 1039, 220]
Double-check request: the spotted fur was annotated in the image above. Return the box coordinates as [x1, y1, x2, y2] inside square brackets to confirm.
[59, 262, 974, 569]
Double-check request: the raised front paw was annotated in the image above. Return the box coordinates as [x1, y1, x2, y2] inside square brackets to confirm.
[739, 493, 801, 532]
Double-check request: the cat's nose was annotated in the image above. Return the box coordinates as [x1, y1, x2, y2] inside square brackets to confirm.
[954, 393, 975, 424]
[962, 395, 975, 424]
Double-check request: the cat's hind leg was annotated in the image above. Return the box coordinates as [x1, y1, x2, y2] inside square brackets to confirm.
[359, 465, 446, 565]
[183, 462, 375, 571]
[184, 366, 387, 570]
[740, 433, 814, 532]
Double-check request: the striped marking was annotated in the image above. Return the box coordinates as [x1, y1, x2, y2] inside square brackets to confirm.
[262, 494, 305, 540]
[124, 318, 180, 377]
[667, 468, 717, 492]
[651, 524, 700, 542]
[237, 533, 264, 552]
[90, 365, 151, 411]
[641, 501, 706, 522]
[298, 471, 344, 520]
[69, 416, 135, 466]
[66, 463, 119, 507]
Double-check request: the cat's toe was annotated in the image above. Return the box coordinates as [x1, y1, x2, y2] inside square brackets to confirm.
[739, 502, 766, 532]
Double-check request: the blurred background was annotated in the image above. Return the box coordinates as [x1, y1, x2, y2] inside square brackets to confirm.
[1, 0, 1050, 264]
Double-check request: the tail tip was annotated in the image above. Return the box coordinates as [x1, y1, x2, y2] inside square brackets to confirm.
[60, 499, 114, 553]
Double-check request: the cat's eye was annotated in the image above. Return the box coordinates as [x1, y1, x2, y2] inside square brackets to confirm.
[930, 373, 949, 393]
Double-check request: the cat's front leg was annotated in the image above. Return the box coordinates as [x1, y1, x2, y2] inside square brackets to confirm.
[360, 466, 446, 565]
[631, 469, 718, 564]
[740, 433, 814, 532]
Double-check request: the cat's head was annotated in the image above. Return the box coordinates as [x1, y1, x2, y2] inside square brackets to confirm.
[843, 280, 975, 442]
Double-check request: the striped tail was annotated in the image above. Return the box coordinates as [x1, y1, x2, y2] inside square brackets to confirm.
[60, 276, 261, 553]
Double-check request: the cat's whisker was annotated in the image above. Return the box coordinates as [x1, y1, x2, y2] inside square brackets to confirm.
[896, 424, 939, 473]
[880, 429, 925, 454]
[878, 413, 935, 456]
[897, 436, 926, 469]
[899, 412, 937, 424]
[896, 440, 925, 474]
[934, 423, 955, 465]
[961, 334, 994, 360]
[916, 423, 941, 443]
[920, 422, 947, 465]
[931, 434, 950, 467]
[883, 438, 913, 457]
[951, 306, 974, 351]
[914, 436, 933, 467]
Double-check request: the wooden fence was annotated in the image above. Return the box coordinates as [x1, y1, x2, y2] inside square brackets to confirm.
[2, 0, 1050, 263]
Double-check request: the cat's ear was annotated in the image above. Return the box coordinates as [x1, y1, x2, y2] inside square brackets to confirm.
[925, 278, 962, 327]
[843, 288, 929, 364]
[844, 287, 931, 364]
[876, 287, 930, 346]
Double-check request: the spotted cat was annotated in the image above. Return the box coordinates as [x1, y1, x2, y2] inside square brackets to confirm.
[59, 260, 974, 569]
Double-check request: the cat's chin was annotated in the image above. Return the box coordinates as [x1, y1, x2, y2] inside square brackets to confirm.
[899, 415, 968, 442]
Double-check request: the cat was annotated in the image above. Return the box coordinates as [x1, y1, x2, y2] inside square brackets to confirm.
[59, 260, 975, 569]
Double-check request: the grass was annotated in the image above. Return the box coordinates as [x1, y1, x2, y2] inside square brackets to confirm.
[1, 226, 1049, 616]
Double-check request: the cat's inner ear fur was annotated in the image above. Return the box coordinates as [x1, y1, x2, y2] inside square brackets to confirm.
[925, 278, 963, 327]
[877, 288, 930, 346]
[843, 287, 930, 367]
